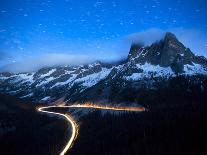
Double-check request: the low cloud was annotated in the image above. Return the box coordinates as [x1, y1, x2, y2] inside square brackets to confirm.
[1, 53, 95, 73]
[126, 28, 166, 46]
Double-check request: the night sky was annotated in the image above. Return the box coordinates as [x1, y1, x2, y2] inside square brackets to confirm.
[0, 0, 207, 72]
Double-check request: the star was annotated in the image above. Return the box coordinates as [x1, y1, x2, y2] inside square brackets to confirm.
[173, 20, 177, 23]
[94, 1, 104, 8]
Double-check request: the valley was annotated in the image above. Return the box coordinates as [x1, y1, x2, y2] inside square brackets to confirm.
[0, 32, 207, 155]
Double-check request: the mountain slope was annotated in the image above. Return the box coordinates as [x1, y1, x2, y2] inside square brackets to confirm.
[0, 62, 112, 102]
[0, 32, 207, 104]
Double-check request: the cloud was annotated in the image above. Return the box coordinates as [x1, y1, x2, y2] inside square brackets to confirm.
[0, 53, 95, 73]
[126, 28, 166, 46]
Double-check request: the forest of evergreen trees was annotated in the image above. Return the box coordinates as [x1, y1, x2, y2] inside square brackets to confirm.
[69, 75, 207, 155]
[69, 98, 206, 155]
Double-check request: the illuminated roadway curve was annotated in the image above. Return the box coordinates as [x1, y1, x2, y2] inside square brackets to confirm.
[37, 104, 145, 155]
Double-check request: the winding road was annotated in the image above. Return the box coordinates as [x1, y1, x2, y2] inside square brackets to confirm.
[37, 104, 145, 155]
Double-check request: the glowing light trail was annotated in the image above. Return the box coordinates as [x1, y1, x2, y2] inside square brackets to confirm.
[37, 104, 145, 155]
[38, 107, 78, 155]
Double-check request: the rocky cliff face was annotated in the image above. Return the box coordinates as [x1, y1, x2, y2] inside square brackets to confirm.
[0, 32, 207, 103]
[128, 32, 207, 74]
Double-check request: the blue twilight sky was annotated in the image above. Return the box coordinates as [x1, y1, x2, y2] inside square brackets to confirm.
[0, 0, 207, 72]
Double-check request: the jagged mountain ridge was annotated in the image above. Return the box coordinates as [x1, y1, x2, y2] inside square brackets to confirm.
[128, 32, 207, 73]
[0, 62, 113, 102]
[0, 32, 207, 103]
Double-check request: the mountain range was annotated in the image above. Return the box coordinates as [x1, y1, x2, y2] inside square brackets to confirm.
[0, 32, 207, 104]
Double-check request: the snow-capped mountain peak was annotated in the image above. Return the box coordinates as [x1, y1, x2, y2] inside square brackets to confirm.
[0, 32, 207, 103]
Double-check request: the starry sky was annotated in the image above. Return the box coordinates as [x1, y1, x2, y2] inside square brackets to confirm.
[0, 0, 207, 72]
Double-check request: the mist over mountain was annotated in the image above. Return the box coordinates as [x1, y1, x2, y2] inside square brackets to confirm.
[1, 32, 207, 104]
[1, 54, 95, 73]
[1, 28, 207, 73]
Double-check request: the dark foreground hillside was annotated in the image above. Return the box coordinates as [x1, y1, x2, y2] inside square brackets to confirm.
[0, 94, 69, 155]
[0, 83, 206, 155]
[69, 85, 207, 155]
[69, 104, 206, 155]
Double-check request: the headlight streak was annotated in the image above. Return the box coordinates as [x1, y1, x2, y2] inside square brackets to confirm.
[37, 104, 145, 155]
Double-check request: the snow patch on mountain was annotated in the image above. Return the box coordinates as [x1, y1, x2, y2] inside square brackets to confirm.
[75, 68, 112, 87]
[36, 77, 56, 87]
[8, 89, 21, 94]
[40, 69, 56, 78]
[41, 96, 51, 101]
[183, 63, 207, 75]
[51, 74, 78, 88]
[13, 73, 35, 84]
[124, 73, 142, 81]
[20, 93, 33, 98]
[0, 76, 10, 80]
[124, 63, 174, 81]
[137, 63, 174, 77]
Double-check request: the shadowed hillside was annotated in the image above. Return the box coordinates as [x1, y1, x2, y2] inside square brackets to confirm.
[0, 94, 69, 155]
[69, 91, 207, 155]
